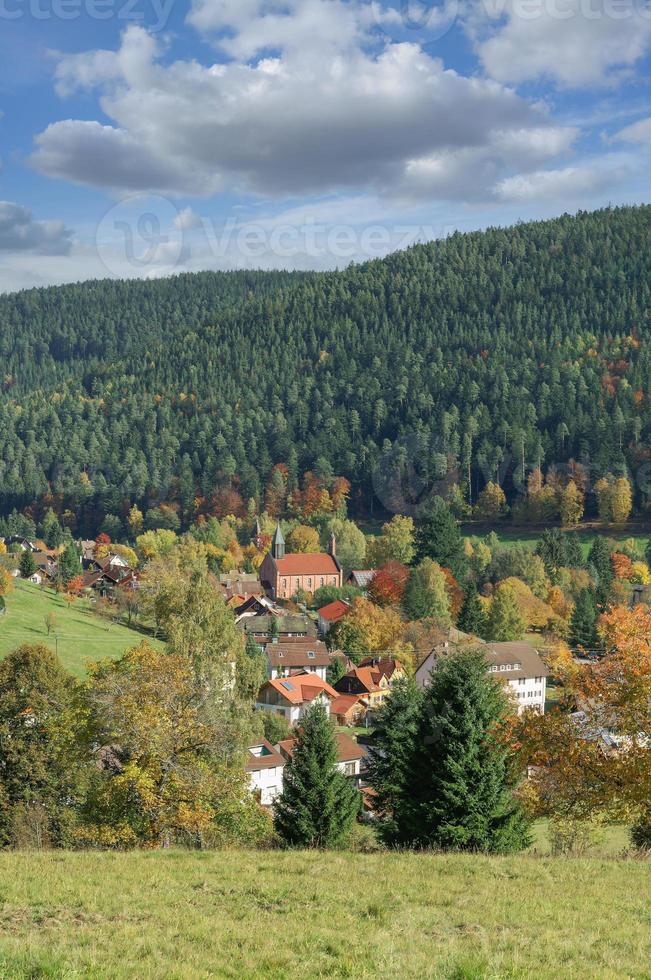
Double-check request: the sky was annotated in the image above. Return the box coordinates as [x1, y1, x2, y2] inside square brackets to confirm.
[1, 0, 651, 292]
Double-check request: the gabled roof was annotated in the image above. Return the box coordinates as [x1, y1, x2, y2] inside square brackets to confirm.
[486, 642, 550, 679]
[317, 599, 350, 622]
[330, 693, 368, 716]
[267, 640, 330, 669]
[358, 657, 403, 681]
[274, 553, 340, 576]
[348, 570, 375, 588]
[335, 666, 384, 695]
[277, 731, 365, 764]
[245, 738, 286, 772]
[260, 672, 338, 705]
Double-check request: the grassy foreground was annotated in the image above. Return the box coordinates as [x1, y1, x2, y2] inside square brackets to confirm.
[0, 850, 649, 978]
[0, 581, 162, 676]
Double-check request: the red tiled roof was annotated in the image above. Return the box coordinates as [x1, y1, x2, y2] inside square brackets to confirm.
[274, 553, 340, 576]
[330, 694, 367, 716]
[245, 738, 286, 772]
[262, 673, 338, 705]
[317, 599, 350, 622]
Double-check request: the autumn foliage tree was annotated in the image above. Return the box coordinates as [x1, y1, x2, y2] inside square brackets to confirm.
[367, 560, 410, 607]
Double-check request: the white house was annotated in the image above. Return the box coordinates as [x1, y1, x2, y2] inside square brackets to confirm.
[255, 672, 339, 726]
[245, 738, 286, 806]
[266, 639, 331, 681]
[277, 731, 365, 781]
[416, 640, 549, 714]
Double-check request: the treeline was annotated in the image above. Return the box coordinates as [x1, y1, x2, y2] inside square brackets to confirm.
[2, 205, 651, 533]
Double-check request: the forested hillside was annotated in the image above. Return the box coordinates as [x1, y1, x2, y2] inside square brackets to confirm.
[2, 205, 651, 533]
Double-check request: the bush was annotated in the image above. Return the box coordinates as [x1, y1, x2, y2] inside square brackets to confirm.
[630, 814, 651, 851]
[549, 818, 604, 857]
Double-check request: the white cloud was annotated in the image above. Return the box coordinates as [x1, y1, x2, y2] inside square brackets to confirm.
[495, 165, 613, 202]
[0, 201, 73, 255]
[32, 20, 577, 205]
[616, 116, 651, 143]
[470, 0, 651, 87]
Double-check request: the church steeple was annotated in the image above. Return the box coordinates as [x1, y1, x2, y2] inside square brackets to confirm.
[272, 523, 285, 560]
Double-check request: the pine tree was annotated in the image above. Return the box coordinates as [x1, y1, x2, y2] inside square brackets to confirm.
[365, 678, 423, 845]
[406, 649, 531, 852]
[457, 581, 486, 637]
[274, 703, 360, 848]
[19, 550, 37, 579]
[414, 497, 466, 578]
[569, 588, 598, 653]
[485, 584, 525, 641]
[588, 537, 613, 607]
[58, 542, 81, 585]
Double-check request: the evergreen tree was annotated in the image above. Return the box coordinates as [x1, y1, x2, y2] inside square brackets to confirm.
[414, 497, 466, 578]
[365, 678, 423, 845]
[326, 656, 347, 686]
[457, 581, 487, 637]
[485, 583, 525, 641]
[588, 537, 613, 607]
[40, 509, 64, 549]
[564, 533, 584, 569]
[58, 542, 80, 584]
[406, 649, 531, 852]
[274, 703, 360, 847]
[569, 589, 598, 653]
[535, 528, 566, 579]
[19, 550, 37, 579]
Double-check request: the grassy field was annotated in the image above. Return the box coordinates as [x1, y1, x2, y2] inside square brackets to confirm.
[463, 525, 651, 559]
[0, 580, 162, 676]
[0, 849, 648, 978]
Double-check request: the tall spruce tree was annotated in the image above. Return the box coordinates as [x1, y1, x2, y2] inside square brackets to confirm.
[403, 559, 451, 624]
[569, 588, 598, 653]
[457, 581, 487, 637]
[588, 537, 613, 607]
[19, 550, 37, 579]
[365, 678, 423, 845]
[407, 649, 531, 852]
[414, 497, 466, 578]
[274, 702, 360, 848]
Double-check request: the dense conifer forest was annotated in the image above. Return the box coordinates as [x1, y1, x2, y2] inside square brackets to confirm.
[2, 205, 651, 533]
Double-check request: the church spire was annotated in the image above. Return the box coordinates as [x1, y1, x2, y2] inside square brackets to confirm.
[272, 523, 285, 560]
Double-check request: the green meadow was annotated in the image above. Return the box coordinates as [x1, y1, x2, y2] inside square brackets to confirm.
[0, 849, 648, 979]
[0, 580, 162, 676]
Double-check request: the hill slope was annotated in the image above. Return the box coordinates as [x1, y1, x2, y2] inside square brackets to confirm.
[0, 849, 647, 978]
[2, 205, 651, 529]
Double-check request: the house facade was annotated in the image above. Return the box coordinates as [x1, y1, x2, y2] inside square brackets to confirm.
[259, 525, 342, 600]
[255, 673, 339, 725]
[317, 598, 350, 634]
[246, 738, 286, 806]
[416, 640, 549, 714]
[266, 639, 331, 680]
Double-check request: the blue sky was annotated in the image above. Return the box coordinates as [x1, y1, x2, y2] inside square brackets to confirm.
[1, 0, 651, 291]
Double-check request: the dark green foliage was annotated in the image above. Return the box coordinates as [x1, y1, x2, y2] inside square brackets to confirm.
[457, 581, 487, 636]
[630, 813, 651, 850]
[237, 634, 268, 701]
[587, 537, 614, 607]
[313, 584, 361, 609]
[365, 678, 423, 845]
[274, 703, 360, 848]
[326, 656, 347, 686]
[0, 645, 88, 847]
[2, 207, 650, 532]
[19, 550, 36, 578]
[564, 533, 585, 569]
[414, 497, 466, 578]
[40, 509, 64, 549]
[569, 589, 599, 653]
[58, 542, 81, 584]
[536, 529, 566, 579]
[407, 650, 531, 852]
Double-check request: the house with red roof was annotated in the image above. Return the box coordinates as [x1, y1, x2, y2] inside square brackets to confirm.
[255, 671, 339, 726]
[266, 639, 331, 681]
[334, 659, 405, 710]
[330, 693, 369, 728]
[259, 524, 342, 600]
[317, 598, 350, 634]
[245, 738, 286, 806]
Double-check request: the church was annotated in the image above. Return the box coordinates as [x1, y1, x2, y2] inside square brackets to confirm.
[259, 524, 342, 600]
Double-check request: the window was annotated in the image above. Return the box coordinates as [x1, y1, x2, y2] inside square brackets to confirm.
[307, 578, 312, 588]
[344, 762, 357, 776]
[308, 651, 315, 659]
[320, 578, 324, 586]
